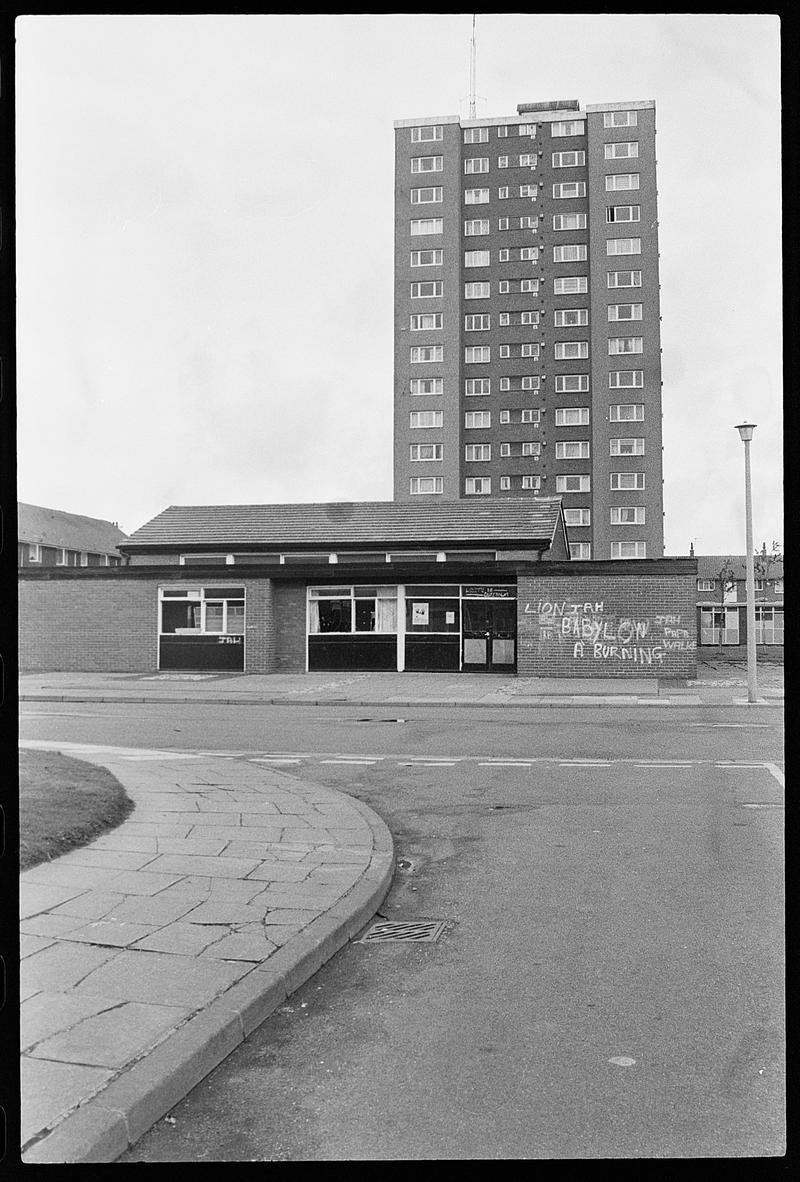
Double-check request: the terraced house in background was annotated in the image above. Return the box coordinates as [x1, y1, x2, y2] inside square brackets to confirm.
[393, 98, 663, 561]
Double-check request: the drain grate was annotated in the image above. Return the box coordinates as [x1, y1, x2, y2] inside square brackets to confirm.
[360, 919, 447, 943]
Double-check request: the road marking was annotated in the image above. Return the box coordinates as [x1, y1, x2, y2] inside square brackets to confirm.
[19, 711, 104, 717]
[688, 723, 771, 729]
[764, 763, 785, 788]
[398, 761, 458, 767]
[250, 757, 302, 764]
[558, 761, 611, 767]
[319, 759, 379, 766]
[478, 761, 533, 767]
[635, 761, 693, 767]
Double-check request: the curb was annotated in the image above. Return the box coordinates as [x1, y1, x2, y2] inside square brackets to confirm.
[22, 793, 395, 1164]
[20, 693, 783, 709]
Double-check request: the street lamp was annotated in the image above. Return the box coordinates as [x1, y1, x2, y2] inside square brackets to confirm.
[735, 422, 758, 703]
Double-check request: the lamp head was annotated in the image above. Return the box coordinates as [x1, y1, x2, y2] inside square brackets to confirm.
[735, 422, 756, 442]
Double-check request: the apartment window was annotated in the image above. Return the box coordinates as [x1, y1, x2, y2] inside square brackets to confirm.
[697, 579, 715, 592]
[607, 238, 642, 256]
[499, 443, 512, 456]
[465, 378, 491, 396]
[411, 156, 443, 173]
[498, 186, 510, 199]
[521, 475, 541, 490]
[410, 378, 442, 396]
[556, 440, 590, 459]
[607, 270, 642, 288]
[569, 543, 592, 560]
[553, 213, 587, 231]
[410, 443, 443, 462]
[410, 281, 443, 299]
[607, 205, 641, 223]
[519, 215, 538, 229]
[608, 303, 643, 321]
[410, 345, 443, 363]
[411, 125, 443, 142]
[410, 250, 443, 269]
[410, 187, 443, 204]
[498, 126, 509, 138]
[465, 313, 491, 331]
[498, 155, 509, 168]
[754, 579, 766, 592]
[521, 343, 539, 358]
[611, 541, 647, 559]
[499, 476, 511, 490]
[700, 607, 740, 646]
[553, 244, 587, 263]
[522, 442, 541, 456]
[521, 409, 540, 423]
[410, 218, 443, 235]
[605, 173, 640, 191]
[465, 250, 491, 267]
[564, 508, 591, 526]
[465, 188, 490, 204]
[519, 247, 538, 262]
[410, 313, 442, 330]
[605, 141, 639, 159]
[552, 150, 586, 167]
[499, 411, 510, 424]
[520, 311, 539, 326]
[774, 580, 784, 595]
[554, 276, 588, 295]
[465, 411, 491, 428]
[551, 120, 585, 137]
[410, 477, 443, 495]
[465, 346, 491, 363]
[611, 506, 645, 525]
[553, 182, 586, 198]
[498, 249, 510, 262]
[499, 345, 510, 358]
[464, 157, 489, 173]
[557, 475, 591, 492]
[609, 369, 644, 388]
[465, 477, 492, 495]
[555, 341, 589, 359]
[610, 437, 645, 455]
[555, 308, 588, 327]
[409, 411, 443, 428]
[518, 123, 536, 136]
[608, 337, 643, 355]
[609, 403, 644, 421]
[465, 282, 491, 299]
[464, 218, 490, 235]
[555, 375, 589, 393]
[519, 156, 536, 170]
[555, 407, 589, 425]
[604, 110, 638, 128]
[465, 444, 491, 461]
[464, 127, 489, 143]
[611, 472, 645, 490]
[520, 279, 539, 293]
[498, 217, 510, 230]
[755, 607, 784, 645]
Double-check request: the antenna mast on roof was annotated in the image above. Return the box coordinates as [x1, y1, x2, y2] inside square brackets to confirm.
[469, 14, 477, 120]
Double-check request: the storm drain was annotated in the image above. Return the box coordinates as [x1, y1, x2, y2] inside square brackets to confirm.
[360, 919, 447, 943]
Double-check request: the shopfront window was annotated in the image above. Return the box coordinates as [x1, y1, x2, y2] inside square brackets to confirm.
[309, 587, 398, 634]
[158, 587, 246, 671]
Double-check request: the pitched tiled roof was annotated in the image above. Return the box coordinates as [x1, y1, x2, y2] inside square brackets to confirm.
[18, 503, 128, 554]
[123, 499, 565, 551]
[696, 554, 784, 581]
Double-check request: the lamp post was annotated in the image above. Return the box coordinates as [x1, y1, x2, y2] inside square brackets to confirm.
[735, 422, 758, 703]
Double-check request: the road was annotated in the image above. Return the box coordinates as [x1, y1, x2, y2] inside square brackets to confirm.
[20, 702, 785, 1159]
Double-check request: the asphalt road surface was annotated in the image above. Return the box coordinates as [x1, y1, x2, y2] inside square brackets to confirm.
[20, 703, 785, 1160]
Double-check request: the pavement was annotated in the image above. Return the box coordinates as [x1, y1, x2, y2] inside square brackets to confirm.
[18, 661, 785, 709]
[19, 743, 394, 1164]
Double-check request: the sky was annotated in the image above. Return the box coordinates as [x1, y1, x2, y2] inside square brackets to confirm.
[15, 13, 782, 554]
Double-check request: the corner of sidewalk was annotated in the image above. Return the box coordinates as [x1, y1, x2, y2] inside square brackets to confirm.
[20, 747, 395, 1165]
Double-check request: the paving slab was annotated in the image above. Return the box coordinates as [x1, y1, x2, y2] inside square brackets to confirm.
[18, 741, 394, 1164]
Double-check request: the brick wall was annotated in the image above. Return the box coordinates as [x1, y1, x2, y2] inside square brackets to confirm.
[517, 568, 696, 678]
[273, 581, 307, 673]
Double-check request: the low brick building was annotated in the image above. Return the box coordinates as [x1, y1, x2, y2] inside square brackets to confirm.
[695, 553, 784, 659]
[18, 502, 128, 568]
[19, 499, 698, 678]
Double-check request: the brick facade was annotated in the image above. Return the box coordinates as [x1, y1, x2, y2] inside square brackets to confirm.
[273, 582, 307, 672]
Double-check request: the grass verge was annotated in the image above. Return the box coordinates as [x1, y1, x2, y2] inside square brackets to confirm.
[19, 749, 134, 871]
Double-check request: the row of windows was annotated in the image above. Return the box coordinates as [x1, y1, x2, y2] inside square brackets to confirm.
[408, 474, 647, 498]
[408, 113, 636, 145]
[409, 373, 646, 395]
[697, 578, 784, 594]
[409, 401, 644, 423]
[410, 338, 645, 363]
[466, 216, 540, 233]
[408, 409, 648, 448]
[411, 153, 639, 184]
[408, 174, 641, 223]
[406, 264, 642, 295]
[409, 241, 637, 269]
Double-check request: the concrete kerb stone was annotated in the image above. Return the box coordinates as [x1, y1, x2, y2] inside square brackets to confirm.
[21, 751, 396, 1165]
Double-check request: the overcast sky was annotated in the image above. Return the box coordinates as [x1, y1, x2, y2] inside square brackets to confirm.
[16, 13, 782, 553]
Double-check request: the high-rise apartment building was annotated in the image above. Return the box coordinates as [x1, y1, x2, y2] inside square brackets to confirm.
[393, 99, 664, 560]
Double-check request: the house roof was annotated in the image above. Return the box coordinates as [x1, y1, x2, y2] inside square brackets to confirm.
[122, 499, 566, 551]
[18, 503, 128, 554]
[696, 554, 784, 581]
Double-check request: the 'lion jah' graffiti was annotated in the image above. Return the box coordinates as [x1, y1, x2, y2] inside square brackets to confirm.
[524, 601, 695, 666]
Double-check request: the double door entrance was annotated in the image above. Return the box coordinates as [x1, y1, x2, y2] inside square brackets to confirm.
[461, 597, 517, 672]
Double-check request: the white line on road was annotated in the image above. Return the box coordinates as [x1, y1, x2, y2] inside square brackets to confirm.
[688, 723, 771, 729]
[764, 763, 786, 788]
[319, 759, 379, 766]
[478, 761, 534, 767]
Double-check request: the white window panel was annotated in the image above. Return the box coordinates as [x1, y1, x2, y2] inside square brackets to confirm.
[499, 476, 511, 490]
[604, 141, 639, 159]
[410, 218, 443, 235]
[410, 281, 443, 298]
[521, 475, 541, 490]
[564, 508, 591, 526]
[498, 217, 510, 230]
[410, 313, 442, 330]
[610, 437, 645, 455]
[410, 187, 443, 203]
[410, 477, 443, 494]
[611, 541, 647, 558]
[553, 182, 586, 198]
[498, 155, 509, 168]
[410, 250, 443, 267]
[463, 127, 489, 143]
[555, 341, 589, 359]
[520, 279, 539, 292]
[557, 475, 591, 492]
[552, 150, 586, 167]
[570, 543, 592, 560]
[609, 370, 644, 387]
[410, 345, 443, 362]
[465, 188, 490, 204]
[464, 157, 489, 173]
[411, 156, 443, 173]
[521, 442, 541, 456]
[409, 411, 443, 428]
[554, 244, 587, 262]
[555, 375, 589, 393]
[607, 270, 642, 288]
[610, 506, 646, 524]
[520, 311, 539, 325]
[608, 303, 643, 321]
[519, 246, 538, 261]
[410, 378, 443, 396]
[498, 186, 510, 199]
[519, 185, 537, 198]
[555, 407, 589, 425]
[521, 409, 540, 423]
[606, 205, 641, 223]
[551, 120, 585, 136]
[608, 337, 643, 355]
[554, 276, 588, 294]
[465, 378, 491, 395]
[555, 308, 588, 327]
[605, 173, 640, 191]
[499, 411, 510, 424]
[465, 443, 492, 461]
[604, 110, 638, 128]
[465, 314, 491, 331]
[521, 344, 539, 358]
[465, 477, 492, 494]
[607, 238, 642, 255]
[464, 282, 491, 299]
[553, 213, 587, 230]
[465, 346, 491, 363]
[519, 153, 536, 167]
[465, 250, 491, 267]
[464, 219, 490, 235]
[498, 249, 510, 262]
[611, 472, 645, 490]
[519, 215, 538, 229]
[410, 443, 443, 461]
[556, 440, 590, 459]
[518, 123, 536, 135]
[609, 403, 644, 421]
[465, 411, 491, 428]
[498, 126, 509, 138]
[411, 125, 443, 142]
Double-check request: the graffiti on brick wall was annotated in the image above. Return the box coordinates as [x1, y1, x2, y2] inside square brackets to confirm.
[524, 600, 696, 666]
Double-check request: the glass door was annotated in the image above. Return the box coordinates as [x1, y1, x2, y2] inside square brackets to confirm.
[462, 598, 516, 671]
